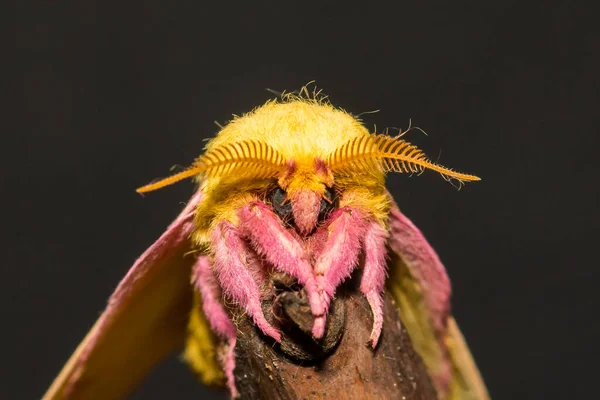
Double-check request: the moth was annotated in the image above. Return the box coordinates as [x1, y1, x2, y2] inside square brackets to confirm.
[44, 92, 490, 399]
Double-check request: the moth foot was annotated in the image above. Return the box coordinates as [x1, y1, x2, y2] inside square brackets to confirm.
[366, 330, 381, 349]
[364, 291, 384, 349]
[222, 338, 239, 399]
[254, 314, 282, 342]
[312, 315, 326, 339]
[369, 324, 383, 348]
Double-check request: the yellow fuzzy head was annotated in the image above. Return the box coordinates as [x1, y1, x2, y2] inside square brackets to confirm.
[136, 91, 480, 235]
[137, 94, 478, 189]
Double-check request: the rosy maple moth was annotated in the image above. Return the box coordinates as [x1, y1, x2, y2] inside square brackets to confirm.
[44, 89, 489, 399]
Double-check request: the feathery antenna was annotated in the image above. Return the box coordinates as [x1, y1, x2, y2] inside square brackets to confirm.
[136, 140, 286, 193]
[326, 134, 480, 183]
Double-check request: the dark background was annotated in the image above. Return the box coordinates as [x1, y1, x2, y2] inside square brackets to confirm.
[6, 1, 598, 399]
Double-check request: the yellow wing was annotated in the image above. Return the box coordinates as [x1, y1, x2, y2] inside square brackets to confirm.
[446, 317, 491, 399]
[43, 191, 221, 399]
[386, 206, 490, 400]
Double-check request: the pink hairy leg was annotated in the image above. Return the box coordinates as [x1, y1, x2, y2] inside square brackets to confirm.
[192, 256, 239, 398]
[238, 202, 322, 314]
[312, 207, 366, 338]
[211, 221, 281, 342]
[359, 221, 389, 348]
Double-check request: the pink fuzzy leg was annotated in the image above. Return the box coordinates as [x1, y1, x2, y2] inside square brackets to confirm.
[312, 207, 366, 338]
[238, 202, 322, 315]
[192, 256, 239, 398]
[212, 221, 281, 342]
[359, 221, 389, 348]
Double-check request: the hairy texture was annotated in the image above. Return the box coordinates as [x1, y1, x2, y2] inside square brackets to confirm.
[312, 207, 366, 338]
[290, 189, 322, 235]
[192, 256, 238, 398]
[206, 101, 369, 166]
[238, 199, 390, 343]
[206, 202, 391, 390]
[360, 221, 389, 347]
[211, 221, 281, 342]
[326, 134, 481, 183]
[238, 201, 318, 302]
[167, 100, 386, 207]
[237, 200, 388, 344]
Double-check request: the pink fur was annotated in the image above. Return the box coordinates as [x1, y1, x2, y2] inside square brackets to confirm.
[291, 189, 321, 235]
[359, 222, 389, 348]
[192, 256, 238, 398]
[237, 201, 387, 342]
[63, 179, 458, 400]
[195, 194, 452, 397]
[211, 221, 281, 342]
[238, 202, 322, 317]
[201, 197, 453, 396]
[312, 207, 366, 338]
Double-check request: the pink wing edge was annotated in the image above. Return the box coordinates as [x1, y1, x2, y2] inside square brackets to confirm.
[387, 205, 490, 400]
[43, 190, 204, 400]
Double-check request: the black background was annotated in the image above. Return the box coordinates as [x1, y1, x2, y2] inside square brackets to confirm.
[6, 1, 598, 399]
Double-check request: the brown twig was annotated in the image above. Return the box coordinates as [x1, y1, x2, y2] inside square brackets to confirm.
[228, 274, 437, 400]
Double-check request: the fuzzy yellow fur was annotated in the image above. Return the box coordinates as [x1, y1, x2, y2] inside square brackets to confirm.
[192, 97, 390, 244]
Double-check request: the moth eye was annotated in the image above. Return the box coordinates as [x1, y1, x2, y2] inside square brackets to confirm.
[270, 187, 294, 225]
[318, 187, 337, 223]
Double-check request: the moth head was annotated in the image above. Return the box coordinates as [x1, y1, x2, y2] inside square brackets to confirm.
[272, 158, 337, 236]
[136, 132, 480, 231]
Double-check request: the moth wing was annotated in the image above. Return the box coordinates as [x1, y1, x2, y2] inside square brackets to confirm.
[43, 191, 220, 400]
[446, 316, 491, 399]
[386, 206, 490, 400]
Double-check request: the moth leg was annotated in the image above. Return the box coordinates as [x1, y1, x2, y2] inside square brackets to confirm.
[212, 221, 281, 342]
[359, 221, 389, 348]
[238, 202, 323, 320]
[312, 207, 366, 338]
[192, 255, 239, 398]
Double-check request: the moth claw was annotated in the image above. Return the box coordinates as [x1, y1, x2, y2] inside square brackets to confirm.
[312, 315, 326, 339]
[367, 336, 378, 349]
[255, 318, 282, 342]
